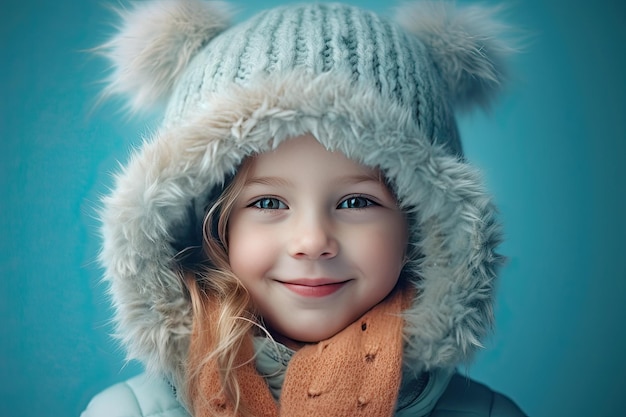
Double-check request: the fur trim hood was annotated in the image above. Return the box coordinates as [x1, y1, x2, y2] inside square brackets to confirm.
[97, 0, 513, 394]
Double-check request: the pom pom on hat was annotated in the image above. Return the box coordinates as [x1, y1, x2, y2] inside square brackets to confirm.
[395, 1, 515, 110]
[99, 0, 231, 113]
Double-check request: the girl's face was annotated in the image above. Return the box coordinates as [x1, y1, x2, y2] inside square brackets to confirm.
[227, 134, 407, 347]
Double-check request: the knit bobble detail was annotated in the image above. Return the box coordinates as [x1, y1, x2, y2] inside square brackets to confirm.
[99, 0, 232, 113]
[307, 388, 322, 398]
[395, 1, 515, 109]
[364, 344, 379, 363]
[358, 395, 369, 407]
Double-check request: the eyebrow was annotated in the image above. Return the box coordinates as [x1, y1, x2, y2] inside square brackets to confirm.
[337, 173, 382, 185]
[244, 176, 293, 187]
[244, 173, 382, 187]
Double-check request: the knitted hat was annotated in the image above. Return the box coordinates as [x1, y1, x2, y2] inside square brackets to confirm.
[98, 0, 513, 394]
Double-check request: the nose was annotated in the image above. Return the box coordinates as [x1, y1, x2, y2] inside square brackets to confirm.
[288, 211, 338, 260]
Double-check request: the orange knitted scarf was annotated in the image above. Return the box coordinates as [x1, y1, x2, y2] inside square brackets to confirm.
[191, 289, 411, 417]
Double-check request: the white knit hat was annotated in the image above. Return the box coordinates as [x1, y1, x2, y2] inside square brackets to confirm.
[98, 0, 513, 392]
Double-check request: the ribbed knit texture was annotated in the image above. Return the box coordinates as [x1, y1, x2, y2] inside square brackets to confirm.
[166, 3, 460, 154]
[193, 289, 411, 417]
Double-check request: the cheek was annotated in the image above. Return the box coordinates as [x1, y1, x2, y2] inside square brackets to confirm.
[227, 219, 278, 282]
[350, 222, 407, 278]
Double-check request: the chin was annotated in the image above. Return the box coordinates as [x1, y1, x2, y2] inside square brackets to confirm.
[275, 320, 351, 346]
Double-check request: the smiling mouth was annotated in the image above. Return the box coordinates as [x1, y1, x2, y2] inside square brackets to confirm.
[278, 279, 350, 297]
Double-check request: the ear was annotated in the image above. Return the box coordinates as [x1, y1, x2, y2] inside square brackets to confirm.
[395, 1, 515, 110]
[98, 0, 232, 114]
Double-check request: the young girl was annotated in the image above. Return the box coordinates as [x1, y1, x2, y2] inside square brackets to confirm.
[83, 1, 526, 416]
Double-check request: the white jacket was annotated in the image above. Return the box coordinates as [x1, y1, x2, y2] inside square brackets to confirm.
[82, 372, 525, 417]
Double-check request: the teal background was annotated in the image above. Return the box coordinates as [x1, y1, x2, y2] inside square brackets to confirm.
[1, 0, 624, 416]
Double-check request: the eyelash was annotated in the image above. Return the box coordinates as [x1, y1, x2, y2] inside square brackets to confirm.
[337, 195, 377, 209]
[248, 195, 378, 211]
[249, 197, 287, 210]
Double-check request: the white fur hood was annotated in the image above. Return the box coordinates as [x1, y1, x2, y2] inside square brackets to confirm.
[97, 0, 513, 394]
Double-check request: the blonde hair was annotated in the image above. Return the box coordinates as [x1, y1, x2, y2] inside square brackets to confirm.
[184, 159, 258, 416]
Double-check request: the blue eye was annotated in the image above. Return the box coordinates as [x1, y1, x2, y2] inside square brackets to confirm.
[338, 196, 376, 209]
[251, 197, 287, 210]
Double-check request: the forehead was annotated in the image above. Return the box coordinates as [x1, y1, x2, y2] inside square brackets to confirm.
[247, 135, 380, 180]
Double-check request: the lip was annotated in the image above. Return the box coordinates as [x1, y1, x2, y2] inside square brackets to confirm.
[277, 278, 349, 297]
